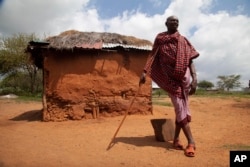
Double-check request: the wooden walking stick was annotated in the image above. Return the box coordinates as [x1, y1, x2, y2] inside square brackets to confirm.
[106, 85, 141, 150]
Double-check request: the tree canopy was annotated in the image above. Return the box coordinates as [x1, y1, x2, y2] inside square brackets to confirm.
[217, 75, 241, 91]
[0, 33, 42, 95]
[198, 80, 214, 90]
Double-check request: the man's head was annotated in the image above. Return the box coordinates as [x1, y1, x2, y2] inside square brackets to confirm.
[165, 15, 179, 33]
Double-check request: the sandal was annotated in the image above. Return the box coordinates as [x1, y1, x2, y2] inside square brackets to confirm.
[173, 140, 184, 150]
[184, 144, 196, 157]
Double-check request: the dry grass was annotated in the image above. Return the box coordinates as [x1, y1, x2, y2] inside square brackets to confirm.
[46, 30, 152, 49]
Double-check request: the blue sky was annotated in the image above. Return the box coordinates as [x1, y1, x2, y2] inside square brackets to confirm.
[0, 0, 250, 88]
[211, 0, 249, 14]
[88, 0, 250, 18]
[87, 0, 171, 18]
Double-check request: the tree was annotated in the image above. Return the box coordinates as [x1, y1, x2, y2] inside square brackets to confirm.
[0, 33, 42, 94]
[198, 80, 214, 90]
[217, 75, 241, 91]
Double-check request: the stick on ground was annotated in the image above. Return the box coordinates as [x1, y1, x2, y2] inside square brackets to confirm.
[106, 85, 141, 150]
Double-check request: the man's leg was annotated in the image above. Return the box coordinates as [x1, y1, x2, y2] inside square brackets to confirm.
[182, 122, 196, 157]
[174, 123, 181, 141]
[173, 123, 184, 150]
[182, 123, 195, 145]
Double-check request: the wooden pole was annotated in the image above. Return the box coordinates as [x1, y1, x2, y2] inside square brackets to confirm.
[106, 85, 141, 150]
[42, 56, 48, 121]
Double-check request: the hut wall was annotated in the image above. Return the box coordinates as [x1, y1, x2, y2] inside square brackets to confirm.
[42, 49, 152, 121]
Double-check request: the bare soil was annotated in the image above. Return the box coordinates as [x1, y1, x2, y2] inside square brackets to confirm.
[0, 96, 250, 167]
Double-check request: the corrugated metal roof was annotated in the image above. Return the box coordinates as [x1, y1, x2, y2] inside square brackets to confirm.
[102, 43, 152, 50]
[75, 41, 103, 49]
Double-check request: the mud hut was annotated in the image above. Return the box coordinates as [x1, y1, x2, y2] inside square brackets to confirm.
[27, 30, 153, 121]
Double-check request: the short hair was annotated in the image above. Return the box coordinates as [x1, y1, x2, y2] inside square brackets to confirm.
[165, 15, 179, 25]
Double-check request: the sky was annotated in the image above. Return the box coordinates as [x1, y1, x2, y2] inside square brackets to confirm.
[0, 0, 250, 88]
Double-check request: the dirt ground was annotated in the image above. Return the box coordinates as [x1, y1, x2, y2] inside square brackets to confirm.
[0, 96, 250, 167]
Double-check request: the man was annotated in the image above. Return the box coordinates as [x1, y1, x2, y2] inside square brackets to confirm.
[139, 15, 199, 157]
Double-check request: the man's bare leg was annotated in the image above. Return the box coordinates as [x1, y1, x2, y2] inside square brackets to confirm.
[182, 123, 196, 157]
[174, 124, 181, 141]
[182, 123, 195, 145]
[173, 124, 184, 149]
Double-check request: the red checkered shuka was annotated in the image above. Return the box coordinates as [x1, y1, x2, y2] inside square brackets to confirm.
[144, 31, 199, 98]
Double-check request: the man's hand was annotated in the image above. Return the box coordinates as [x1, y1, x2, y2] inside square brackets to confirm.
[189, 78, 197, 95]
[139, 72, 146, 86]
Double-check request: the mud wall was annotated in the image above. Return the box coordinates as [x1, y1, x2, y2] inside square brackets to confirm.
[42, 49, 152, 121]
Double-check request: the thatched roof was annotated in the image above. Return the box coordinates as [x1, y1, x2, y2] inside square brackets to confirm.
[45, 30, 152, 50]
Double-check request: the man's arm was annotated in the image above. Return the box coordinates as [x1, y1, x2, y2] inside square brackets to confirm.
[139, 34, 160, 86]
[189, 60, 197, 95]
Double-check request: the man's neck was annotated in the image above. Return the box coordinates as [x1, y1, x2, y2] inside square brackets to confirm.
[167, 30, 177, 34]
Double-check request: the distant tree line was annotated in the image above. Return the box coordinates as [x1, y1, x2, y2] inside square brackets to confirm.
[198, 74, 241, 91]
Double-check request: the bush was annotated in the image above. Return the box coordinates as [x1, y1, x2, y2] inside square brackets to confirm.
[0, 71, 42, 96]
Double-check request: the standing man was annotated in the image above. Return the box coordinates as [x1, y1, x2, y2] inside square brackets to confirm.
[139, 15, 199, 157]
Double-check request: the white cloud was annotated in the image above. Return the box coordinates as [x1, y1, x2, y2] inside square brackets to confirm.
[105, 12, 165, 41]
[0, 0, 94, 36]
[191, 13, 250, 86]
[0, 0, 249, 88]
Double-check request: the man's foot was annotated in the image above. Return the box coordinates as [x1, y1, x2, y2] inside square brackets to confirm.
[184, 144, 196, 157]
[173, 140, 184, 150]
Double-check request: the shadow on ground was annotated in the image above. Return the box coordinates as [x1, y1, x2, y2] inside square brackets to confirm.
[232, 101, 250, 109]
[10, 110, 42, 122]
[113, 136, 173, 149]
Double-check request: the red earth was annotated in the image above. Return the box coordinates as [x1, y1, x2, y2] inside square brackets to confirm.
[0, 96, 250, 167]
